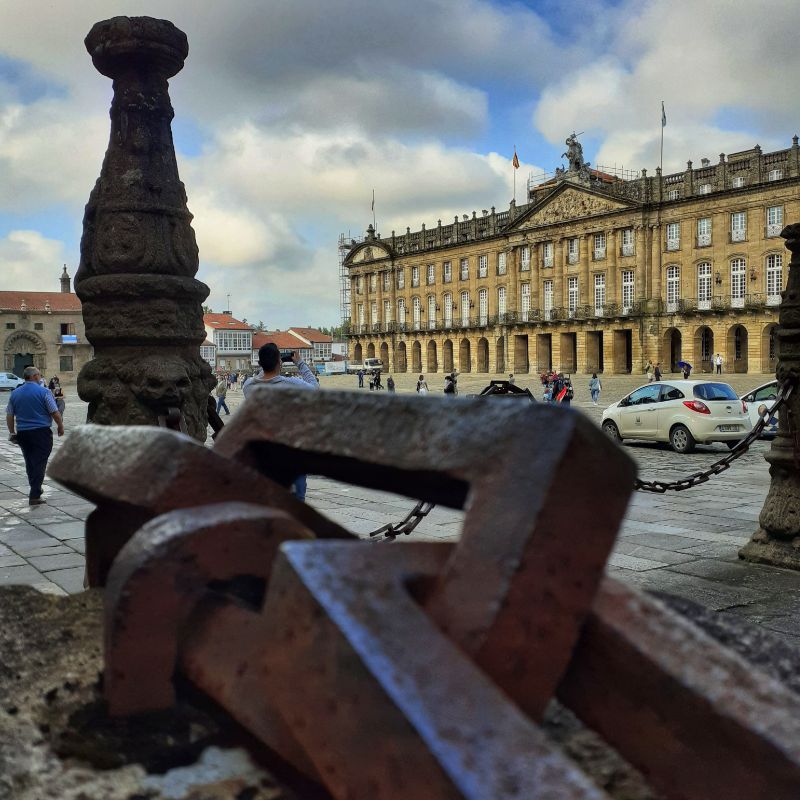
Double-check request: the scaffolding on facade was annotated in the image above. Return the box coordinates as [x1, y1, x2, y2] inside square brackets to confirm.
[338, 232, 361, 353]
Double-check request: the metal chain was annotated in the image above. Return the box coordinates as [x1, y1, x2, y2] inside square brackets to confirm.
[368, 500, 436, 541]
[634, 382, 794, 493]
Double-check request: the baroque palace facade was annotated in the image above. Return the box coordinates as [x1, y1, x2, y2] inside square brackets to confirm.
[343, 135, 800, 377]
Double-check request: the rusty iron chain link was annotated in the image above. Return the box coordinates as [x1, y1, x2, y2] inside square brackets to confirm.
[634, 381, 794, 493]
[369, 500, 436, 541]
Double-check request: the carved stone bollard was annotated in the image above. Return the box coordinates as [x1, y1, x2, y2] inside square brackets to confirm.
[75, 17, 214, 441]
[741, 222, 800, 570]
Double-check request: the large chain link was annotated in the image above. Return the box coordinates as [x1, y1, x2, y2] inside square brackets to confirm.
[634, 381, 794, 493]
[368, 500, 436, 541]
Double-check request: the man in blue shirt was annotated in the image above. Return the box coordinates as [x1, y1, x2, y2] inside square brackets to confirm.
[5, 366, 64, 505]
[242, 344, 318, 501]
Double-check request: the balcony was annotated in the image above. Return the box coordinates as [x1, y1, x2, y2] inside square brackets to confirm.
[731, 229, 746, 242]
[426, 277, 435, 286]
[478, 268, 488, 279]
[60, 334, 79, 345]
[593, 248, 606, 260]
[543, 255, 553, 268]
[666, 239, 680, 252]
[397, 280, 405, 290]
[460, 271, 469, 281]
[411, 278, 420, 288]
[520, 259, 531, 272]
[621, 243, 634, 257]
[567, 252, 579, 265]
[696, 233, 711, 247]
[767, 223, 783, 238]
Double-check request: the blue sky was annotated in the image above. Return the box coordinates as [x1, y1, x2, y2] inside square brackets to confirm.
[1, 0, 798, 328]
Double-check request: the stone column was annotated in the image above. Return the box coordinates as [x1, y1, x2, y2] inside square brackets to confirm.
[741, 223, 800, 570]
[579, 234, 590, 309]
[75, 17, 214, 441]
[552, 238, 564, 314]
[635, 225, 647, 301]
[607, 229, 618, 307]
[650, 224, 662, 303]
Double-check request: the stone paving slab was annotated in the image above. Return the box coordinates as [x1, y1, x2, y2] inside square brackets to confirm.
[2, 373, 800, 647]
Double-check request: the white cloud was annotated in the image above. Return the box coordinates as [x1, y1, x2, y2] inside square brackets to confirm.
[0, 230, 67, 288]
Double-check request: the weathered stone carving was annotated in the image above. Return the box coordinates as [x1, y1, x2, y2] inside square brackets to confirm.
[742, 222, 800, 569]
[75, 16, 214, 440]
[521, 188, 625, 228]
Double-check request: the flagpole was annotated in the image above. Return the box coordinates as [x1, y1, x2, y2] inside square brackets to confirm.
[660, 101, 664, 176]
[513, 144, 516, 203]
[372, 188, 376, 231]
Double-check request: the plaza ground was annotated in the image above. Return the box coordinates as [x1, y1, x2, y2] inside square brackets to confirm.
[1, 369, 799, 648]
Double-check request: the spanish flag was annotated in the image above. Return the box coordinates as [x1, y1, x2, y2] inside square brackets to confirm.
[512, 149, 520, 169]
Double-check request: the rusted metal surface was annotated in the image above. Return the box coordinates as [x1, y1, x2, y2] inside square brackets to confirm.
[70, 387, 800, 798]
[216, 389, 635, 717]
[558, 577, 800, 800]
[48, 425, 352, 584]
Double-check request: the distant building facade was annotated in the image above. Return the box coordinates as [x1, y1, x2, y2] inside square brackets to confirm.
[203, 313, 253, 371]
[344, 137, 800, 375]
[0, 266, 92, 377]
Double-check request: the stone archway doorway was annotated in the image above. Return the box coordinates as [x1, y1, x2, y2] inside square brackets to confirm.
[5, 331, 47, 376]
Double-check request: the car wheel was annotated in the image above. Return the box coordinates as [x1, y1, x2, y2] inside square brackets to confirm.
[670, 424, 695, 454]
[602, 420, 622, 443]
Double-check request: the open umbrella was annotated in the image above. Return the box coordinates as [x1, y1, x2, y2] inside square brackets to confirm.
[677, 361, 692, 370]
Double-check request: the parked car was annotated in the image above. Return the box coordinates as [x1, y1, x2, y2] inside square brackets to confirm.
[741, 380, 779, 438]
[601, 380, 751, 454]
[0, 373, 24, 392]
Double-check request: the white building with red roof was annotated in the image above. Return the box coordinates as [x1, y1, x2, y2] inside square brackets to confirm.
[203, 312, 254, 371]
[0, 266, 92, 378]
[251, 330, 313, 365]
[287, 327, 333, 361]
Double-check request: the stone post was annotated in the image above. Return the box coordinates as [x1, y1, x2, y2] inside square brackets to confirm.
[75, 17, 214, 441]
[741, 223, 800, 569]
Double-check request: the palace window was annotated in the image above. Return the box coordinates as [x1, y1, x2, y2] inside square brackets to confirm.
[370, 273, 377, 291]
[766, 254, 783, 306]
[427, 264, 435, 285]
[698, 183, 711, 195]
[384, 299, 392, 323]
[412, 296, 421, 329]
[621, 228, 634, 257]
[520, 246, 530, 271]
[356, 276, 364, 294]
[398, 298, 407, 326]
[371, 301, 378, 327]
[730, 258, 746, 308]
[666, 265, 680, 312]
[5, 323, 15, 330]
[460, 258, 469, 280]
[428, 295, 437, 329]
[478, 288, 488, 325]
[594, 273, 606, 316]
[697, 262, 712, 310]
[697, 217, 711, 247]
[357, 303, 365, 327]
[731, 211, 746, 242]
[411, 266, 420, 287]
[667, 189, 680, 200]
[520, 282, 531, 322]
[34, 322, 44, 331]
[443, 261, 452, 282]
[215, 331, 251, 352]
[397, 270, 405, 289]
[543, 280, 553, 320]
[732, 175, 745, 188]
[443, 292, 453, 327]
[478, 254, 488, 278]
[593, 232, 606, 260]
[542, 241, 553, 268]
[382, 272, 391, 291]
[622, 270, 635, 313]
[768, 168, 783, 182]
[498, 287, 507, 320]
[567, 276, 579, 317]
[767, 206, 783, 238]
[666, 223, 680, 251]
[59, 356, 74, 372]
[460, 291, 470, 326]
[497, 252, 507, 275]
[567, 237, 579, 264]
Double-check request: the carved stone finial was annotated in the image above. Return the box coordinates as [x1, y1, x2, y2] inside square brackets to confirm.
[75, 17, 214, 441]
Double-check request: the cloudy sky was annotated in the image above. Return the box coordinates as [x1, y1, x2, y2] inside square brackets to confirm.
[1, 0, 798, 329]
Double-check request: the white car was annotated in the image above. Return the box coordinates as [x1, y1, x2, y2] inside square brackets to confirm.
[601, 380, 751, 454]
[0, 373, 24, 392]
[741, 380, 779, 438]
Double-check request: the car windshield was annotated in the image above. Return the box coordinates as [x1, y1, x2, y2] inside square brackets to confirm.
[693, 383, 738, 401]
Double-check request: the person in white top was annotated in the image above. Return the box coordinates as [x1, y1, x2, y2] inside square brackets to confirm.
[416, 374, 429, 394]
[714, 353, 723, 375]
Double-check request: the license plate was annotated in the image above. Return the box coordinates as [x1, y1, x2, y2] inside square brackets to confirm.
[719, 425, 738, 432]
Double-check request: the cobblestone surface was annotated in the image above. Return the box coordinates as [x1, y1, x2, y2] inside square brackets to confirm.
[2, 371, 799, 647]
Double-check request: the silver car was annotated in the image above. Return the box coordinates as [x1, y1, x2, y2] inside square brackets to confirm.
[741, 380, 779, 438]
[601, 380, 751, 454]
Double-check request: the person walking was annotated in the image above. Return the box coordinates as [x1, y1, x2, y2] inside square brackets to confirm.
[508, 373, 515, 385]
[5, 366, 64, 505]
[714, 353, 723, 374]
[444, 374, 456, 395]
[52, 379, 65, 416]
[654, 362, 662, 381]
[589, 373, 602, 405]
[215, 377, 230, 415]
[416, 374, 429, 394]
[357, 369, 365, 388]
[645, 360, 654, 382]
[242, 345, 319, 501]
[386, 375, 395, 393]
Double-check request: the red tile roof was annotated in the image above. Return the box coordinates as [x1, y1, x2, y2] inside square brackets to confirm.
[288, 327, 332, 343]
[252, 331, 312, 351]
[203, 313, 252, 330]
[0, 291, 82, 313]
